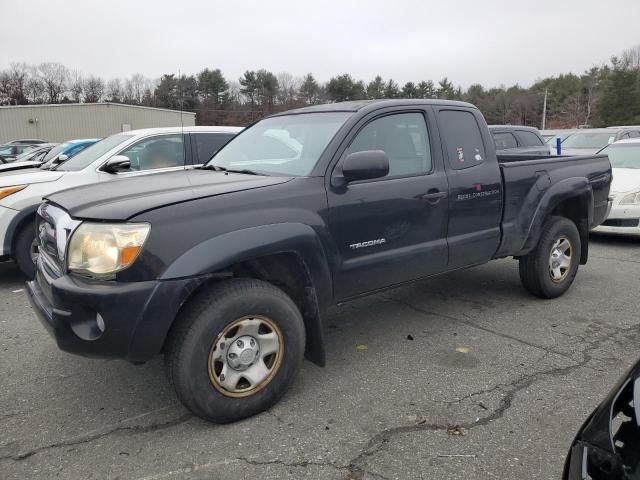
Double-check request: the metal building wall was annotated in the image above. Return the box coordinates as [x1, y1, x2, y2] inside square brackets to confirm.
[0, 103, 196, 143]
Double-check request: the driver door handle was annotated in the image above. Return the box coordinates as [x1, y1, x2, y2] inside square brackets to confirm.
[420, 191, 447, 203]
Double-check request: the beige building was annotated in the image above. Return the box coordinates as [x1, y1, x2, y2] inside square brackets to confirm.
[0, 103, 196, 143]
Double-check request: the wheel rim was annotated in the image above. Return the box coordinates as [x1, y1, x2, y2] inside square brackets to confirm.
[548, 235, 572, 283]
[30, 237, 39, 266]
[208, 315, 284, 398]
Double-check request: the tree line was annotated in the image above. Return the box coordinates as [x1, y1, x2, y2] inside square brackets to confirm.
[1, 45, 639, 129]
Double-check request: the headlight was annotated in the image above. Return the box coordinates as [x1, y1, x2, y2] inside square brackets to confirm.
[0, 185, 26, 200]
[67, 222, 150, 276]
[620, 191, 640, 205]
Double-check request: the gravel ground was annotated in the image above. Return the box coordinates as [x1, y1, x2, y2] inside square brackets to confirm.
[1, 234, 638, 480]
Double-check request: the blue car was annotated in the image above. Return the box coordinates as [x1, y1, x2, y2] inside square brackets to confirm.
[39, 138, 101, 170]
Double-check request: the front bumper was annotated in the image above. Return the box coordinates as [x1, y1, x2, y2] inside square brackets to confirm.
[0, 205, 19, 257]
[592, 202, 640, 237]
[26, 257, 209, 363]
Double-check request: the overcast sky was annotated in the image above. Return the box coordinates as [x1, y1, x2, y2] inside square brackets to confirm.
[2, 0, 639, 88]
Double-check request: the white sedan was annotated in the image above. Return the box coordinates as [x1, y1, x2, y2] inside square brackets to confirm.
[593, 138, 640, 237]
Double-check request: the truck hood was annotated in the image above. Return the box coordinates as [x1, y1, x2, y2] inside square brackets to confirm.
[46, 169, 293, 220]
[0, 168, 64, 186]
[611, 168, 640, 194]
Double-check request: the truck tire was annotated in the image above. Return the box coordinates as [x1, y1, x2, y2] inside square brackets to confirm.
[519, 216, 581, 299]
[14, 223, 37, 279]
[165, 278, 305, 423]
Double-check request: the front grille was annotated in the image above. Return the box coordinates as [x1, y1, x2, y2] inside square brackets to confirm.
[35, 203, 81, 275]
[602, 218, 640, 228]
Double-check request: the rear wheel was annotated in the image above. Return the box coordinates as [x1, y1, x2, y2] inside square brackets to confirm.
[519, 216, 581, 299]
[14, 223, 37, 279]
[165, 278, 305, 423]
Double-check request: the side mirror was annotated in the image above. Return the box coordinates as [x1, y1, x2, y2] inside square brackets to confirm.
[103, 155, 131, 173]
[335, 150, 389, 187]
[52, 154, 69, 165]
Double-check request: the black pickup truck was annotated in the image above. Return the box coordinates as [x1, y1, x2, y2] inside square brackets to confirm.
[26, 99, 612, 423]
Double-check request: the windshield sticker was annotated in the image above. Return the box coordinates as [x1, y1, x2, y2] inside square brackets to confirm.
[474, 148, 483, 161]
[457, 147, 465, 163]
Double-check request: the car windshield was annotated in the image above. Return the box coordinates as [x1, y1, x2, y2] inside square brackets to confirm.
[14, 147, 45, 161]
[599, 144, 640, 169]
[41, 143, 68, 163]
[207, 112, 351, 176]
[57, 134, 134, 171]
[562, 132, 616, 149]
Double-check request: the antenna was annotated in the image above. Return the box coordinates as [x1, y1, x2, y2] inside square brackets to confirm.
[178, 69, 184, 131]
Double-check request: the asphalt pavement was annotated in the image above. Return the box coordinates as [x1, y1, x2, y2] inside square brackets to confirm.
[1, 235, 639, 480]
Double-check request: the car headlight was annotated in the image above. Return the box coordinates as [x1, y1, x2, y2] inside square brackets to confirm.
[67, 222, 150, 276]
[620, 191, 640, 205]
[0, 185, 26, 200]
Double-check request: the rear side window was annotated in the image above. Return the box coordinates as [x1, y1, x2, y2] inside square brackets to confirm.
[438, 110, 486, 170]
[193, 132, 236, 163]
[514, 131, 544, 146]
[492, 132, 518, 149]
[629, 131, 640, 138]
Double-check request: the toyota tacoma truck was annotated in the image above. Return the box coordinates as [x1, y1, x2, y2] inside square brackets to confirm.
[26, 99, 612, 423]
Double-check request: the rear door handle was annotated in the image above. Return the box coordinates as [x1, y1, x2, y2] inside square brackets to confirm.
[420, 191, 447, 203]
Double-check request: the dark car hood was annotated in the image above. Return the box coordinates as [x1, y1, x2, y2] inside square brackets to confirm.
[45, 169, 292, 220]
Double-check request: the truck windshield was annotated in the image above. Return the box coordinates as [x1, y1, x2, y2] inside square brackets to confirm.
[562, 132, 616, 149]
[207, 112, 351, 176]
[57, 134, 134, 171]
[599, 144, 640, 169]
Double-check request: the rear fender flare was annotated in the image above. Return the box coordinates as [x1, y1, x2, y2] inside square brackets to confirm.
[519, 178, 593, 260]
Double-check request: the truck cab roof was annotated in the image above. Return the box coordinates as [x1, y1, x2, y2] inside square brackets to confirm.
[275, 99, 476, 115]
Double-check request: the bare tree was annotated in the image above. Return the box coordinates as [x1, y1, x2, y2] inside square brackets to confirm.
[107, 78, 123, 102]
[83, 75, 105, 103]
[69, 70, 84, 103]
[38, 62, 68, 103]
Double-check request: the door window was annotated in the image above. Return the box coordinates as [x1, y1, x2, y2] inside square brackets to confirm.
[492, 132, 518, 149]
[117, 134, 185, 171]
[438, 110, 486, 170]
[346, 112, 432, 177]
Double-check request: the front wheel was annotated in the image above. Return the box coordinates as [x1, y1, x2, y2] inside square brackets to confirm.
[519, 216, 581, 299]
[165, 278, 305, 423]
[14, 223, 38, 279]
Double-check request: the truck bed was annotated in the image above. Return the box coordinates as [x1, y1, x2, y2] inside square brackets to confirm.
[495, 153, 612, 258]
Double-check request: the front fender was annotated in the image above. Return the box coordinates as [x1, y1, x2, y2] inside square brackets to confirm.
[159, 223, 333, 366]
[519, 178, 593, 257]
[159, 222, 332, 308]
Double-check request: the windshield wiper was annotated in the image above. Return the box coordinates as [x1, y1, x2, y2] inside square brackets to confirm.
[200, 165, 263, 175]
[224, 168, 262, 175]
[200, 164, 227, 171]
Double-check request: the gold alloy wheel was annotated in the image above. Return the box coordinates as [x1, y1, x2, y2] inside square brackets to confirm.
[548, 235, 572, 283]
[208, 315, 284, 398]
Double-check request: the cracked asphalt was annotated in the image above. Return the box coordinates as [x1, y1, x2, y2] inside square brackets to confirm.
[1, 235, 639, 480]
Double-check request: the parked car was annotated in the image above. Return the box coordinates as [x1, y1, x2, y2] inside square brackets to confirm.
[561, 128, 640, 155]
[37, 138, 101, 170]
[26, 99, 611, 423]
[592, 139, 640, 237]
[563, 357, 640, 479]
[541, 129, 578, 149]
[0, 140, 93, 174]
[0, 143, 39, 163]
[0, 126, 241, 278]
[7, 139, 48, 145]
[489, 125, 551, 155]
[0, 143, 57, 171]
